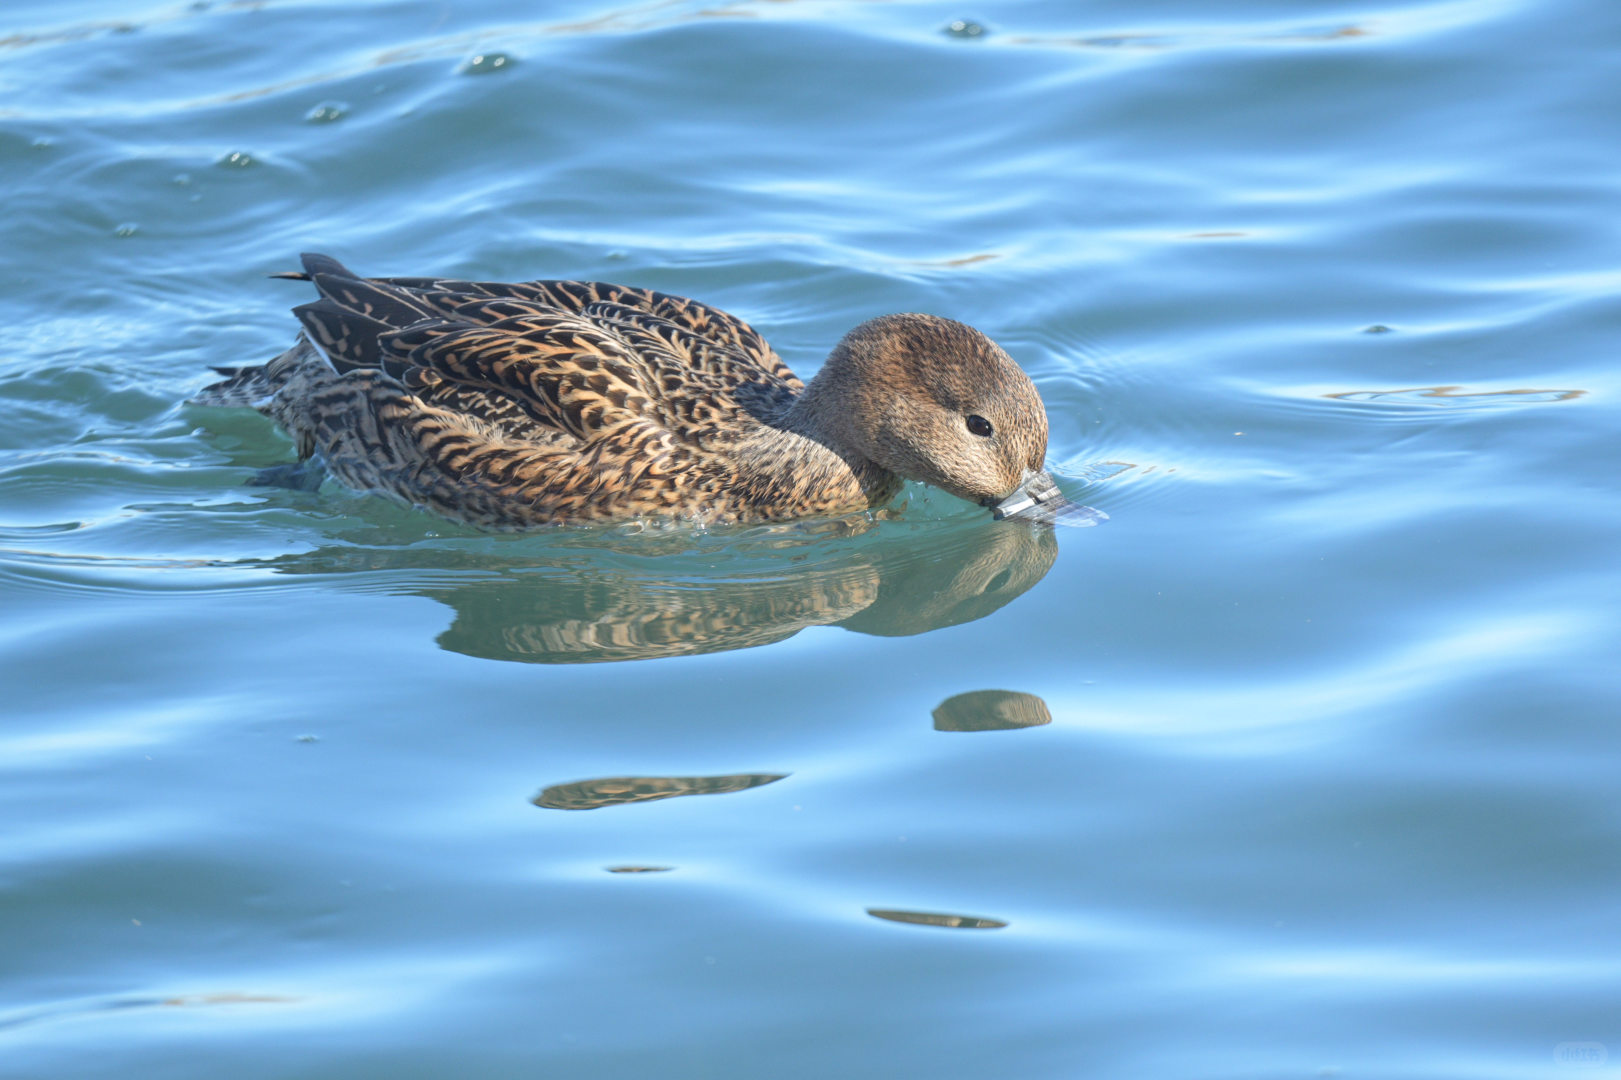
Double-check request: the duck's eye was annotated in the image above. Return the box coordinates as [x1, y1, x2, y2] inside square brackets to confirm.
[966, 414, 993, 438]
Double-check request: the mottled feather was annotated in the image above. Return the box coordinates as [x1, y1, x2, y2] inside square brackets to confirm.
[192, 253, 1051, 528]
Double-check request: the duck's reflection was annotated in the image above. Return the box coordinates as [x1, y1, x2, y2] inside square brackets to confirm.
[260, 517, 1057, 664]
[533, 772, 787, 810]
[441, 522, 1055, 663]
[932, 690, 1052, 732]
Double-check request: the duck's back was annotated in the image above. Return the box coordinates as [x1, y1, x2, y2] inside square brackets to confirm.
[297, 254, 803, 440]
[197, 254, 833, 527]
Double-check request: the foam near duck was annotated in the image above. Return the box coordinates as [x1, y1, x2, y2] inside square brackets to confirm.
[193, 254, 1097, 529]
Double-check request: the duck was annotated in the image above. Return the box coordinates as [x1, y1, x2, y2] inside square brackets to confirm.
[192, 253, 1080, 529]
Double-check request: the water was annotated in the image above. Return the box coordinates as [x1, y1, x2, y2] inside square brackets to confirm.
[3, 0, 1619, 1076]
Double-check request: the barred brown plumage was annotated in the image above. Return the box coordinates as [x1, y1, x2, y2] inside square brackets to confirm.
[191, 253, 1062, 528]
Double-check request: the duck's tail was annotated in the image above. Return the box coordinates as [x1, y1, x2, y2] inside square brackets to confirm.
[190, 333, 321, 410]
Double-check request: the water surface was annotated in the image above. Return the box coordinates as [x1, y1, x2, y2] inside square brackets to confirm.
[3, 0, 1619, 1077]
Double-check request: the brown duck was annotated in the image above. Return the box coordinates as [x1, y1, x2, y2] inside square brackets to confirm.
[193, 254, 1089, 528]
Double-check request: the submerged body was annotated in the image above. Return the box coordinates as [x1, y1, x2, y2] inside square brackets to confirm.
[195, 254, 1070, 528]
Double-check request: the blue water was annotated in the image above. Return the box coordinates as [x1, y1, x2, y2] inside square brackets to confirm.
[4, 1, 1620, 1077]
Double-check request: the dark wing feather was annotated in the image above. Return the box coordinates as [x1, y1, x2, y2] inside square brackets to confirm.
[281, 254, 798, 454]
[309, 272, 438, 327]
[359, 274, 795, 387]
[382, 314, 661, 442]
[293, 299, 395, 373]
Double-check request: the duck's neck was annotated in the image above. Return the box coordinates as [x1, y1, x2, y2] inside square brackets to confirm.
[730, 370, 899, 520]
[781, 361, 864, 450]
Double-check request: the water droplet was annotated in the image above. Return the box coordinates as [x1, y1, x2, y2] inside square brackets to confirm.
[172, 172, 191, 186]
[31, 136, 54, 149]
[217, 150, 256, 169]
[944, 19, 987, 38]
[1362, 324, 1394, 334]
[304, 100, 348, 124]
[114, 223, 139, 237]
[295, 734, 319, 743]
[458, 52, 514, 75]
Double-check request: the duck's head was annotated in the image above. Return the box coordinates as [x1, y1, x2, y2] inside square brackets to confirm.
[805, 313, 1069, 521]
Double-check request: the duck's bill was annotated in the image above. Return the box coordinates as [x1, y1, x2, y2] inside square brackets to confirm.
[987, 472, 1109, 528]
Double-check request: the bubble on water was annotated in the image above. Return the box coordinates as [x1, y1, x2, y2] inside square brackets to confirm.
[944, 19, 987, 39]
[458, 52, 514, 75]
[217, 150, 256, 169]
[114, 223, 139, 237]
[304, 100, 348, 124]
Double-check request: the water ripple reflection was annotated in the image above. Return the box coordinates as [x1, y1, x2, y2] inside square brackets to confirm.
[534, 773, 787, 811]
[932, 690, 1052, 732]
[1324, 384, 1587, 409]
[866, 909, 1008, 930]
[256, 517, 1058, 663]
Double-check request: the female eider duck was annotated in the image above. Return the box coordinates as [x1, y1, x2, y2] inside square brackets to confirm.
[194, 254, 1084, 528]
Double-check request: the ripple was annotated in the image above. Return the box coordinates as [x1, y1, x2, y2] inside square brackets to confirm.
[0, 992, 301, 1035]
[3, 1, 1618, 1076]
[533, 773, 788, 811]
[1252, 379, 1594, 433]
[994, 0, 1519, 53]
[1050, 459, 1135, 485]
[0, 521, 84, 539]
[1047, 458, 1185, 514]
[225, 516, 1061, 664]
[866, 908, 1008, 930]
[1323, 385, 1587, 409]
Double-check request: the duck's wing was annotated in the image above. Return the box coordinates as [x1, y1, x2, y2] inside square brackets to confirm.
[275, 362, 697, 527]
[271, 263, 704, 524]
[285, 254, 797, 388]
[292, 283, 658, 447]
[373, 272, 798, 392]
[287, 254, 798, 443]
